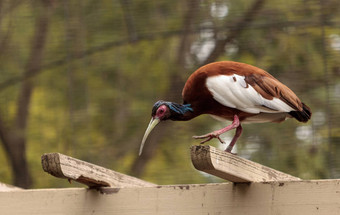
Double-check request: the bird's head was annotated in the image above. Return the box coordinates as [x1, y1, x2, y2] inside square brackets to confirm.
[139, 100, 193, 155]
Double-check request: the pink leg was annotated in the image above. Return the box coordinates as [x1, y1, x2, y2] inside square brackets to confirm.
[225, 124, 242, 152]
[193, 115, 242, 152]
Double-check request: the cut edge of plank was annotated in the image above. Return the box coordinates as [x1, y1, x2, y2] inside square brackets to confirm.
[41, 153, 64, 178]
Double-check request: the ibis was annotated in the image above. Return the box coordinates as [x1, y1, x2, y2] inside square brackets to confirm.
[139, 61, 311, 155]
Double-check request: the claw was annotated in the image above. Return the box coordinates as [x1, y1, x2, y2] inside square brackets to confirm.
[217, 136, 225, 144]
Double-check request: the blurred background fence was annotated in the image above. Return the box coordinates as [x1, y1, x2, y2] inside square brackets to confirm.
[0, 0, 339, 188]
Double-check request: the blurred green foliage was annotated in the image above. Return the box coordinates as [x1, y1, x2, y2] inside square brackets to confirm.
[0, 0, 339, 188]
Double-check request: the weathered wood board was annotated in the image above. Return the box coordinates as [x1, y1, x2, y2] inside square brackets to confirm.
[41, 153, 155, 188]
[0, 180, 339, 215]
[191, 145, 301, 182]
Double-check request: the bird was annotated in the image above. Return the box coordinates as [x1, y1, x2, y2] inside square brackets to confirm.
[139, 61, 311, 155]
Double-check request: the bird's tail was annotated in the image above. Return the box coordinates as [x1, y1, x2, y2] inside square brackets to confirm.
[289, 103, 312, 123]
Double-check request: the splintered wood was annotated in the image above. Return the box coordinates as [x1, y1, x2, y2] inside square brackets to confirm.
[191, 145, 301, 182]
[41, 153, 156, 188]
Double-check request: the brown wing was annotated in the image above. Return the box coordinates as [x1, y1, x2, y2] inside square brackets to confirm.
[244, 73, 303, 111]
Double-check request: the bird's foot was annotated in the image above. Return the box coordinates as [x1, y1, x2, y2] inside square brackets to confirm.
[193, 133, 225, 144]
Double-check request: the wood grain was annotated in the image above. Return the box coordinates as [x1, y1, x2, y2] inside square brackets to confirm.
[191, 145, 301, 182]
[41, 153, 156, 188]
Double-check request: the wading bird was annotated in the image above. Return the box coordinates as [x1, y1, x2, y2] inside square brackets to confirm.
[139, 61, 311, 155]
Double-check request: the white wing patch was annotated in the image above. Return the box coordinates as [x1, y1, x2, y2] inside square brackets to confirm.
[206, 75, 294, 114]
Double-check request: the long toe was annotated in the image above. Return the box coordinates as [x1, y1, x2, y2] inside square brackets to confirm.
[193, 134, 208, 139]
[193, 135, 212, 144]
[193, 132, 223, 144]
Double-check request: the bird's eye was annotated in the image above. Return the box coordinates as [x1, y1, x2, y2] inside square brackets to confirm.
[156, 105, 167, 118]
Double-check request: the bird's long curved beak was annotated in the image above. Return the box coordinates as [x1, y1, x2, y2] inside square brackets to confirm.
[139, 117, 160, 156]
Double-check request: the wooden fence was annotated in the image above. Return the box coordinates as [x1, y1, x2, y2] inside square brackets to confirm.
[0, 145, 339, 215]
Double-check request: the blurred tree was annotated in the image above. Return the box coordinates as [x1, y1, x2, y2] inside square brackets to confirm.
[0, 0, 52, 188]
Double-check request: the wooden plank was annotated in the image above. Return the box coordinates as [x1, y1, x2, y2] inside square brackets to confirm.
[191, 145, 301, 182]
[41, 153, 156, 188]
[0, 182, 22, 191]
[0, 180, 340, 215]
